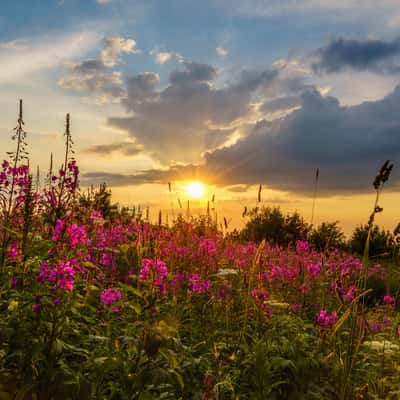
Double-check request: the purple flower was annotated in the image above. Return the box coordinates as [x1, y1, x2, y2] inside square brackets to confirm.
[307, 262, 321, 278]
[100, 288, 122, 306]
[37, 260, 76, 291]
[10, 277, 17, 288]
[342, 285, 357, 301]
[52, 219, 65, 241]
[32, 303, 41, 313]
[7, 241, 18, 261]
[296, 240, 309, 253]
[317, 309, 338, 327]
[383, 295, 395, 305]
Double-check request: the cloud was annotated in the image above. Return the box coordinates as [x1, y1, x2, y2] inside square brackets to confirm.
[260, 95, 301, 112]
[81, 169, 174, 187]
[108, 62, 279, 164]
[58, 36, 141, 102]
[96, 0, 112, 4]
[101, 37, 140, 67]
[150, 49, 173, 64]
[84, 141, 142, 156]
[72, 59, 107, 73]
[122, 72, 160, 107]
[58, 71, 125, 100]
[0, 38, 29, 51]
[0, 31, 100, 84]
[169, 61, 217, 84]
[216, 47, 229, 56]
[99, 86, 400, 195]
[226, 184, 249, 192]
[197, 86, 400, 194]
[313, 37, 400, 74]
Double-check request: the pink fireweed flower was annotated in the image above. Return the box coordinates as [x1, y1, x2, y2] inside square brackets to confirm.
[342, 285, 357, 301]
[100, 253, 113, 267]
[7, 241, 18, 261]
[37, 260, 77, 291]
[66, 223, 87, 248]
[218, 284, 232, 303]
[90, 210, 102, 219]
[32, 303, 41, 313]
[316, 309, 338, 327]
[397, 326, 400, 336]
[251, 288, 269, 310]
[289, 303, 302, 313]
[371, 322, 382, 334]
[296, 240, 309, 254]
[188, 274, 211, 294]
[139, 259, 169, 293]
[199, 238, 218, 256]
[307, 262, 321, 278]
[52, 219, 65, 241]
[100, 288, 122, 306]
[383, 295, 396, 305]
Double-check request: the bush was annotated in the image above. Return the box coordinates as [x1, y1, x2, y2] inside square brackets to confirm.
[309, 221, 346, 251]
[350, 224, 392, 258]
[241, 206, 309, 246]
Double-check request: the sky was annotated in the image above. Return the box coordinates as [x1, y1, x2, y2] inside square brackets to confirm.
[1, 0, 400, 234]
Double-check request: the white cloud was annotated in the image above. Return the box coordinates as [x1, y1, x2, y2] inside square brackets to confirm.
[150, 49, 173, 64]
[216, 47, 229, 56]
[96, 0, 112, 3]
[0, 31, 101, 85]
[58, 71, 123, 92]
[0, 38, 29, 51]
[101, 37, 141, 67]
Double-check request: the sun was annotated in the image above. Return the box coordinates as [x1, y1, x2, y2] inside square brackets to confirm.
[185, 181, 205, 199]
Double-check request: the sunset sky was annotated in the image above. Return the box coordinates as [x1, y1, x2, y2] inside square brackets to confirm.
[0, 0, 399, 234]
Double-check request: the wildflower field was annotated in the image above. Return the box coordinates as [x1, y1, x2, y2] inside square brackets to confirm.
[1, 104, 400, 400]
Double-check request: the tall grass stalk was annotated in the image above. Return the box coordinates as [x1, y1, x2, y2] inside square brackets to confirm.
[310, 167, 319, 227]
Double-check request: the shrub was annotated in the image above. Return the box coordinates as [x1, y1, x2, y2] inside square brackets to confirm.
[350, 224, 392, 258]
[309, 221, 346, 251]
[241, 206, 309, 246]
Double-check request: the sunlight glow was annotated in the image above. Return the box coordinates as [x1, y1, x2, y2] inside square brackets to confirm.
[185, 181, 205, 199]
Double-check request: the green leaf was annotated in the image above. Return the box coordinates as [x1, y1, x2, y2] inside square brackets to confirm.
[128, 302, 142, 315]
[120, 284, 144, 298]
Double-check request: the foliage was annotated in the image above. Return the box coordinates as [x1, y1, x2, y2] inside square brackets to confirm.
[242, 206, 310, 246]
[350, 224, 393, 258]
[309, 221, 346, 251]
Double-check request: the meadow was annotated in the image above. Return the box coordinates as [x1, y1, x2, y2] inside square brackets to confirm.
[0, 103, 400, 400]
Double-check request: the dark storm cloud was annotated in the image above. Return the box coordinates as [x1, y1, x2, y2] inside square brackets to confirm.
[97, 86, 400, 196]
[226, 184, 250, 192]
[198, 87, 400, 194]
[108, 63, 279, 164]
[84, 141, 142, 156]
[81, 164, 200, 187]
[169, 61, 217, 85]
[260, 95, 301, 113]
[73, 59, 106, 73]
[122, 72, 160, 108]
[313, 37, 400, 74]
